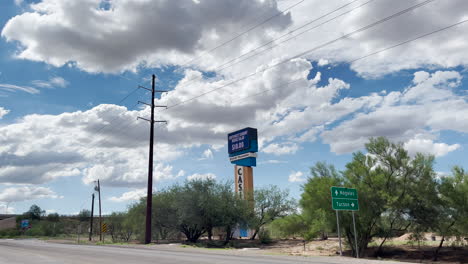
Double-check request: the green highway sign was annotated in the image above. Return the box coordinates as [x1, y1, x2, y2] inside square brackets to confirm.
[331, 186, 358, 199]
[331, 186, 359, 211]
[332, 198, 359, 211]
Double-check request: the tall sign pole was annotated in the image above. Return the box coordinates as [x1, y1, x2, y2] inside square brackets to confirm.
[331, 186, 359, 258]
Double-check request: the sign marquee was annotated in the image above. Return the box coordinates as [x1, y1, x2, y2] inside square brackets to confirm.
[228, 127, 258, 167]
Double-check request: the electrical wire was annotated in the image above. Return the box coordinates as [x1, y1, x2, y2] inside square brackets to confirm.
[183, 0, 308, 66]
[176, 0, 368, 90]
[221, 17, 468, 108]
[166, 0, 436, 110]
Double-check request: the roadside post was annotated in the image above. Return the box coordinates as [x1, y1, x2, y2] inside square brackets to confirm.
[331, 186, 359, 258]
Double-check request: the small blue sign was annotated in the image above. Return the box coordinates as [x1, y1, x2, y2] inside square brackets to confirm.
[21, 219, 29, 228]
[240, 229, 248, 237]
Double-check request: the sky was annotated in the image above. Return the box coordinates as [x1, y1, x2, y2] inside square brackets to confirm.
[0, 0, 468, 215]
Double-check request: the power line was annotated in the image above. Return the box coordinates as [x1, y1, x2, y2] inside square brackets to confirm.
[222, 17, 468, 106]
[349, 18, 468, 64]
[176, 0, 368, 90]
[184, 0, 307, 66]
[166, 0, 436, 110]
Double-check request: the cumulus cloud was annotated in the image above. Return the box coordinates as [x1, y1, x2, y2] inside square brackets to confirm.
[199, 149, 213, 160]
[3, 0, 468, 78]
[0, 186, 61, 203]
[109, 188, 146, 202]
[404, 138, 460, 157]
[322, 70, 467, 155]
[0, 104, 184, 187]
[187, 173, 216, 181]
[1, 0, 291, 73]
[0, 107, 9, 119]
[288, 171, 305, 183]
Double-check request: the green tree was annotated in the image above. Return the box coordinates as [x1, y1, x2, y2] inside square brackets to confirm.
[108, 212, 134, 242]
[427, 167, 468, 260]
[299, 138, 437, 257]
[46, 213, 60, 222]
[249, 185, 295, 240]
[77, 209, 91, 222]
[216, 182, 250, 244]
[341, 137, 432, 257]
[300, 162, 342, 240]
[270, 214, 309, 239]
[24, 205, 45, 221]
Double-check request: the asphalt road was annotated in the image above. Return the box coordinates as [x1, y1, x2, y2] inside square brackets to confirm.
[0, 239, 411, 264]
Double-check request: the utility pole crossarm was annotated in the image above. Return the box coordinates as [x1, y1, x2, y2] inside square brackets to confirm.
[138, 101, 168, 108]
[137, 117, 167, 124]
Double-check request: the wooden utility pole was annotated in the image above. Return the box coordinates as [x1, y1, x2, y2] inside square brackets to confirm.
[137, 74, 167, 244]
[145, 74, 156, 245]
[89, 193, 94, 241]
[98, 179, 102, 242]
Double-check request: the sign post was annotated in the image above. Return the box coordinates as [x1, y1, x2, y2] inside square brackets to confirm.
[331, 186, 359, 258]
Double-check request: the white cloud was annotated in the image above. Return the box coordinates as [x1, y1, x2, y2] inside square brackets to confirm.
[32, 77, 69, 89]
[109, 188, 146, 202]
[0, 186, 61, 203]
[187, 173, 216, 181]
[321, 70, 468, 154]
[45, 209, 57, 215]
[263, 142, 299, 155]
[3, 0, 468, 78]
[199, 149, 213, 160]
[0, 104, 184, 187]
[404, 138, 460, 157]
[0, 83, 39, 94]
[0, 107, 9, 119]
[258, 159, 287, 165]
[288, 171, 305, 183]
[14, 0, 23, 6]
[1, 0, 291, 73]
[317, 59, 329, 66]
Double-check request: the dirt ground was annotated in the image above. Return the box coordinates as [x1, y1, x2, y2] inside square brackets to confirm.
[260, 236, 468, 264]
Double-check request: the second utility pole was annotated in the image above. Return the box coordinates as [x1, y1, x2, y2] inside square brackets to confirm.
[89, 193, 94, 241]
[97, 179, 102, 242]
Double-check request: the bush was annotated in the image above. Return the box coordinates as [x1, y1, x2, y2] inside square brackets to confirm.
[258, 229, 272, 244]
[0, 228, 21, 238]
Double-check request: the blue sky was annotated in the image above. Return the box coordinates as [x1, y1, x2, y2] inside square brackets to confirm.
[0, 0, 468, 215]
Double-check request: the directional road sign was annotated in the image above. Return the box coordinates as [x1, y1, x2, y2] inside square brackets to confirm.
[331, 187, 359, 211]
[332, 198, 359, 210]
[331, 186, 358, 199]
